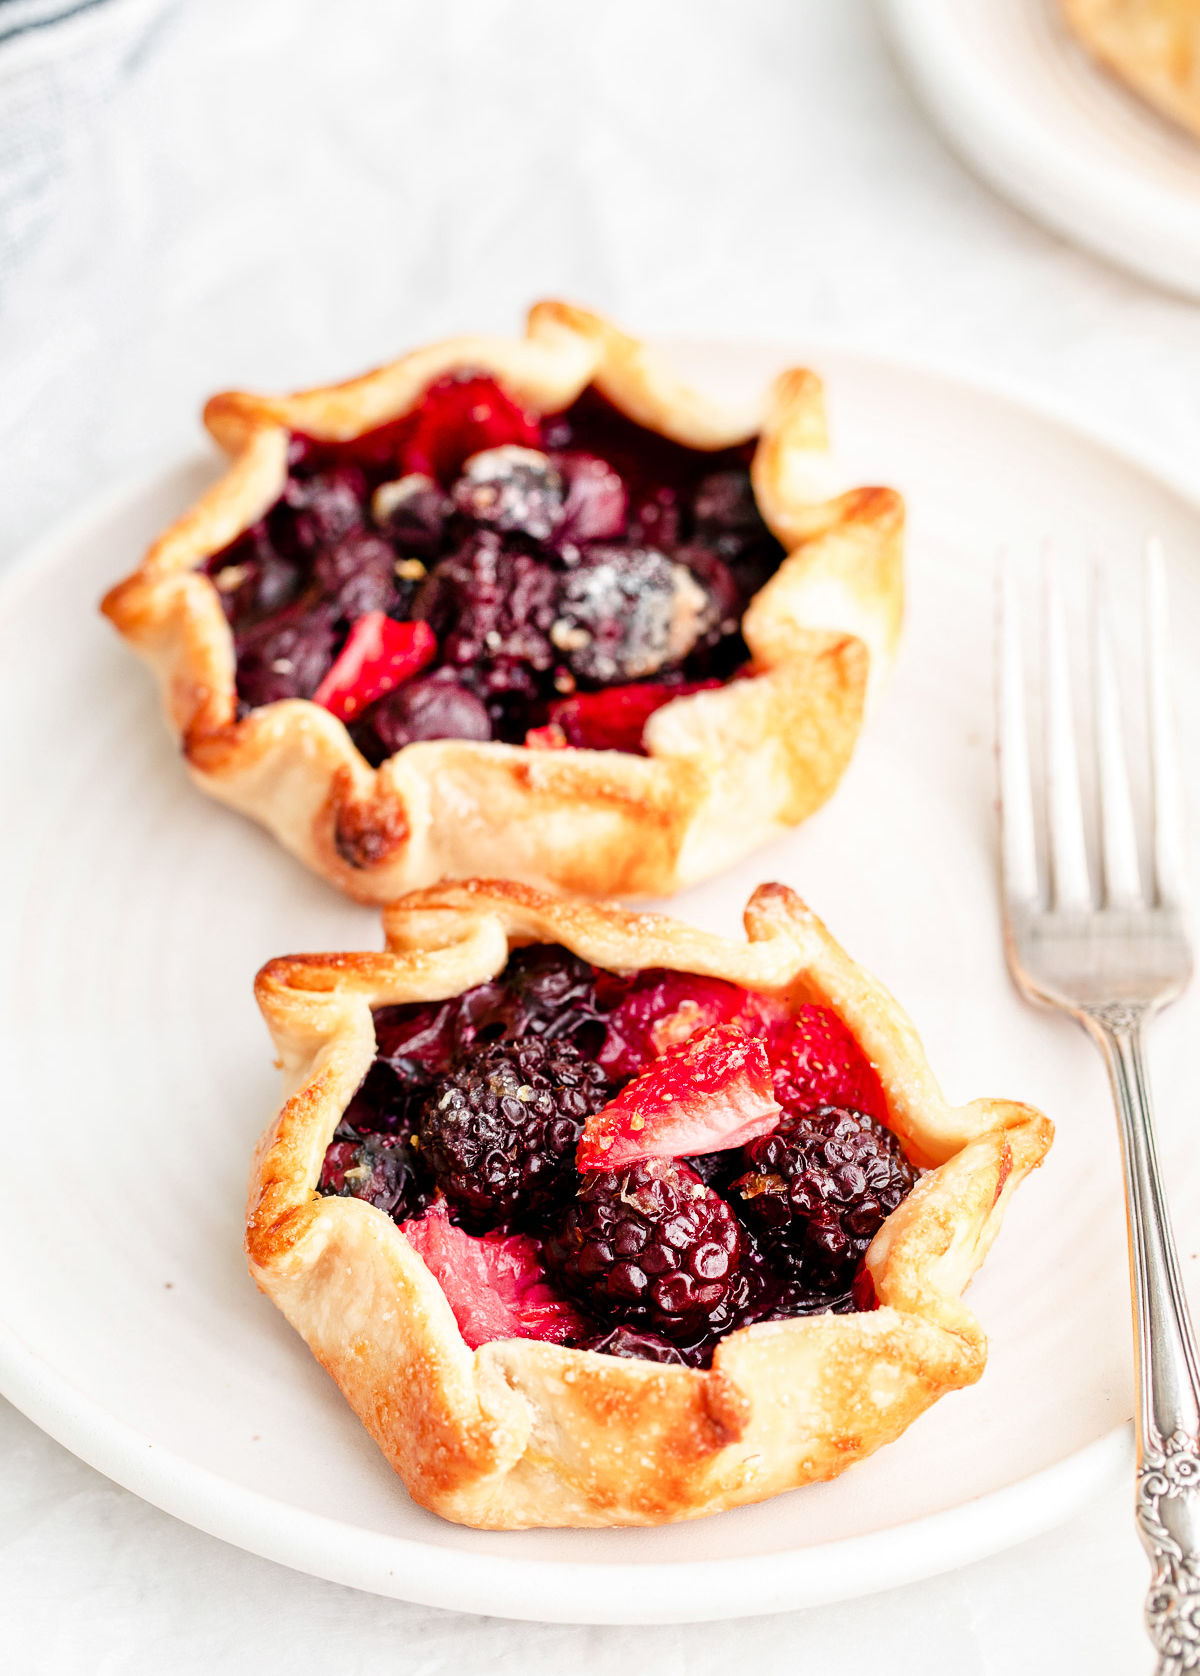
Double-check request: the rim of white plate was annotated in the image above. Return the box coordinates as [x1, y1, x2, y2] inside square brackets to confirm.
[0, 342, 1185, 1623]
[878, 0, 1200, 301]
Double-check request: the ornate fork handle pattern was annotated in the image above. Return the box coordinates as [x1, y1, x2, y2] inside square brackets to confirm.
[1090, 1009, 1200, 1674]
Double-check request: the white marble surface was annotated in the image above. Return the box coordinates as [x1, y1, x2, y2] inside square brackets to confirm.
[2, 0, 1197, 1668]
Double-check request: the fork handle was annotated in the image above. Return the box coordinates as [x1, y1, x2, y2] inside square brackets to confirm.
[1089, 1007, 1200, 1674]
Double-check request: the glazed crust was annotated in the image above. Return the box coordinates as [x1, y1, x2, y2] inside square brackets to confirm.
[246, 881, 1052, 1529]
[101, 302, 904, 902]
[1061, 0, 1200, 136]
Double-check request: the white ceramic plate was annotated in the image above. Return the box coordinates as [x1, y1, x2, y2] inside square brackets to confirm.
[880, 0, 1200, 298]
[4, 341, 1200, 1624]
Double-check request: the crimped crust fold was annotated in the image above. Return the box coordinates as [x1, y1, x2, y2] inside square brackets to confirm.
[1061, 0, 1200, 137]
[103, 303, 903, 901]
[246, 881, 1052, 1529]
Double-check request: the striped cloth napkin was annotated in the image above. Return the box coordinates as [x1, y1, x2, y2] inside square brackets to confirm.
[0, 0, 169, 284]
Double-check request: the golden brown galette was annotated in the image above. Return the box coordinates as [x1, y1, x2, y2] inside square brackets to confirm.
[1061, 0, 1200, 137]
[247, 880, 1052, 1529]
[102, 303, 903, 902]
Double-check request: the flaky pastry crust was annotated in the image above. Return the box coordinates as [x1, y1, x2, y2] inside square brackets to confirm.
[246, 880, 1052, 1529]
[1061, 0, 1200, 137]
[101, 302, 903, 902]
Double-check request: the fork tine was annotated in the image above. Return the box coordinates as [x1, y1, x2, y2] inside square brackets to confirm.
[1146, 538, 1188, 907]
[1043, 548, 1093, 911]
[997, 550, 1040, 905]
[1092, 566, 1143, 908]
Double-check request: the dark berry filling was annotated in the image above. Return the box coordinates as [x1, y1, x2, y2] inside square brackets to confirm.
[419, 1036, 611, 1232]
[204, 374, 785, 762]
[544, 1157, 744, 1345]
[318, 945, 919, 1367]
[733, 1107, 919, 1294]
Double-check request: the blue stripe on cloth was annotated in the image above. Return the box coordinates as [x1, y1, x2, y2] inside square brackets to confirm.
[0, 0, 170, 289]
[0, 1, 114, 49]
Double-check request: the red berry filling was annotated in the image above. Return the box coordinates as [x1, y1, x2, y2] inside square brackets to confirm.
[317, 944, 917, 1367]
[311, 614, 435, 720]
[596, 969, 789, 1081]
[578, 1023, 779, 1171]
[400, 1200, 586, 1349]
[771, 1006, 889, 1126]
[400, 374, 542, 481]
[528, 678, 723, 755]
[205, 376, 785, 762]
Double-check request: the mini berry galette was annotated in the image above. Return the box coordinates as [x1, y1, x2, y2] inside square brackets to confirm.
[247, 880, 1052, 1529]
[102, 303, 903, 901]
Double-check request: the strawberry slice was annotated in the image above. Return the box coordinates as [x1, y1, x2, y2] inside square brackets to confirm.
[597, 970, 789, 1080]
[400, 1199, 586, 1349]
[312, 614, 436, 721]
[771, 1005, 888, 1124]
[523, 723, 568, 751]
[578, 1023, 780, 1171]
[402, 374, 542, 482]
[539, 680, 721, 755]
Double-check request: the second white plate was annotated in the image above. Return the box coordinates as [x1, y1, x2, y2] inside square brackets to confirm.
[3, 341, 1200, 1621]
[881, 0, 1200, 298]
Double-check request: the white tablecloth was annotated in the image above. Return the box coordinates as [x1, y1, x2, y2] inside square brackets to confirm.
[3, 1, 1197, 1668]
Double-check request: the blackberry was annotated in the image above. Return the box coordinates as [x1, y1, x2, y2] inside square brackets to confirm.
[451, 446, 565, 541]
[545, 1158, 743, 1345]
[419, 1036, 611, 1231]
[553, 545, 717, 684]
[312, 530, 403, 623]
[480, 945, 611, 1055]
[415, 531, 559, 681]
[688, 1150, 742, 1192]
[318, 1128, 429, 1223]
[585, 1326, 688, 1366]
[370, 948, 607, 1094]
[733, 1106, 919, 1295]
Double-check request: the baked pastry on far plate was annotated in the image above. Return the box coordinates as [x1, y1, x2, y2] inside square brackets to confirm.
[1061, 0, 1200, 138]
[247, 880, 1052, 1529]
[102, 303, 903, 901]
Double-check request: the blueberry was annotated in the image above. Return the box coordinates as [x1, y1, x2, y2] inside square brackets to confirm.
[552, 452, 628, 546]
[692, 468, 763, 535]
[691, 468, 785, 598]
[233, 602, 337, 708]
[208, 525, 303, 628]
[451, 446, 564, 541]
[553, 545, 717, 684]
[371, 473, 452, 558]
[352, 671, 492, 763]
[282, 466, 367, 551]
[312, 530, 403, 622]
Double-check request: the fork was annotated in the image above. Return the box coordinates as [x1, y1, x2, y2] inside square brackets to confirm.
[998, 540, 1200, 1674]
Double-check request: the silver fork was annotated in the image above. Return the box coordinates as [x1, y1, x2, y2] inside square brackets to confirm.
[998, 540, 1200, 1674]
